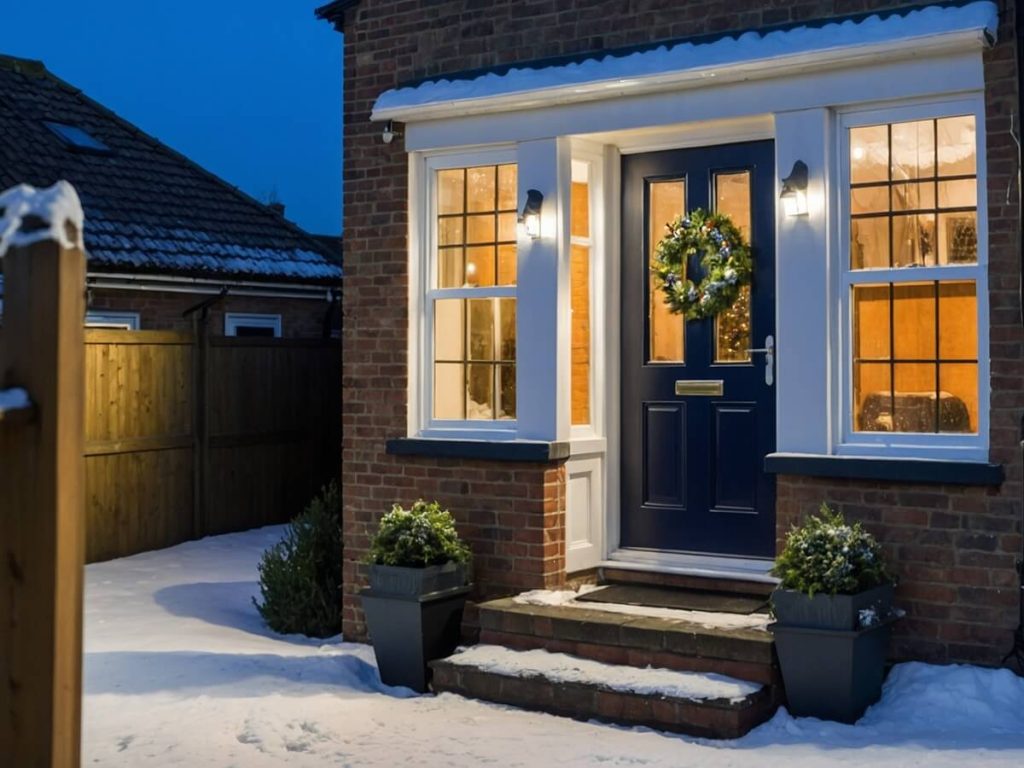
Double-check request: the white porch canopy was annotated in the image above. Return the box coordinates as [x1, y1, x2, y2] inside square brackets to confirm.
[371, 1, 997, 123]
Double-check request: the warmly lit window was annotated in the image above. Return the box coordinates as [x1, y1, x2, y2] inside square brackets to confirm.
[847, 115, 980, 434]
[571, 167, 591, 426]
[431, 163, 517, 421]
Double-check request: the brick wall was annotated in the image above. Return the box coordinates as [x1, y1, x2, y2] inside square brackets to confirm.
[339, 1, 1022, 661]
[88, 287, 336, 338]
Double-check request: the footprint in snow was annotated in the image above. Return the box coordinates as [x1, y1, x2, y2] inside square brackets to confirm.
[116, 735, 134, 752]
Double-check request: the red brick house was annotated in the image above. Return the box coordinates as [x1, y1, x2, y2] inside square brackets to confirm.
[323, 0, 1023, 684]
[0, 54, 342, 337]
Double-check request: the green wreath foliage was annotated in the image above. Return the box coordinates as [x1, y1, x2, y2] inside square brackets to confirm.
[651, 208, 753, 320]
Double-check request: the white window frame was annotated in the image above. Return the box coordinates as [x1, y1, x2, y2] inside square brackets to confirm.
[224, 312, 282, 338]
[85, 311, 140, 330]
[833, 96, 989, 461]
[569, 145, 607, 443]
[411, 147, 519, 440]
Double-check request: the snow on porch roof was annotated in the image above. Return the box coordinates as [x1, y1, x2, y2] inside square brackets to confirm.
[372, 1, 998, 123]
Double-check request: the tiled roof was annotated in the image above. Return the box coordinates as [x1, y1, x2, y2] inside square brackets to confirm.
[0, 55, 341, 285]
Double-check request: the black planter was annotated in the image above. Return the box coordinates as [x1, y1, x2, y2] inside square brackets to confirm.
[771, 584, 894, 631]
[368, 562, 468, 597]
[770, 615, 897, 723]
[361, 563, 470, 693]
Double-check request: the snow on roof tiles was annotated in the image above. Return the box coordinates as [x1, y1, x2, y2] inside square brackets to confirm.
[373, 1, 998, 120]
[0, 56, 341, 284]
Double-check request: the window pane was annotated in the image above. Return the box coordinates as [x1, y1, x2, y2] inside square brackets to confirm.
[498, 212, 517, 242]
[438, 216, 464, 246]
[466, 214, 496, 244]
[851, 185, 888, 214]
[498, 298, 516, 361]
[938, 282, 977, 359]
[438, 247, 464, 288]
[894, 363, 938, 432]
[434, 363, 464, 420]
[571, 243, 591, 425]
[434, 299, 464, 361]
[649, 179, 685, 362]
[715, 170, 752, 363]
[938, 212, 977, 265]
[497, 244, 517, 286]
[891, 181, 935, 212]
[892, 283, 935, 360]
[939, 363, 977, 433]
[467, 298, 495, 360]
[938, 179, 976, 209]
[467, 166, 496, 212]
[497, 164, 517, 211]
[497, 364, 517, 420]
[465, 246, 495, 287]
[466, 364, 494, 419]
[851, 217, 890, 269]
[438, 169, 464, 215]
[851, 125, 889, 183]
[892, 213, 936, 267]
[891, 120, 935, 180]
[853, 284, 890, 360]
[937, 116, 976, 177]
[572, 181, 590, 239]
[854, 362, 892, 431]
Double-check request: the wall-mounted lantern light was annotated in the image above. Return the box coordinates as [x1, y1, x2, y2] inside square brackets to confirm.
[520, 189, 544, 239]
[780, 160, 809, 217]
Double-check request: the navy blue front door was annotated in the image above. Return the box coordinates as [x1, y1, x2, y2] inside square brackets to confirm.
[621, 141, 776, 558]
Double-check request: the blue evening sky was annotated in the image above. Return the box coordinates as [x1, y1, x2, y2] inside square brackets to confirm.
[0, 2, 342, 235]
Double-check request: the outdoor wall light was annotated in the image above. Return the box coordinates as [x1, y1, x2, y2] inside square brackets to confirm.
[780, 160, 809, 217]
[381, 120, 402, 144]
[520, 189, 544, 239]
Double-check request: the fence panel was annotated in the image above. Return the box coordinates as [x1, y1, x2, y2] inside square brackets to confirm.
[84, 330, 195, 561]
[80, 330, 340, 562]
[204, 337, 341, 536]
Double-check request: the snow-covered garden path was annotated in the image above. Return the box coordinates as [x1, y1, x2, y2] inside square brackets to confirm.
[83, 525, 1024, 767]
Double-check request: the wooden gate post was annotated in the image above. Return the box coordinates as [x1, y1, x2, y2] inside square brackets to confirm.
[0, 184, 86, 767]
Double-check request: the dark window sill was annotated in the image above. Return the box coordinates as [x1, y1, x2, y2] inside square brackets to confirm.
[764, 453, 1003, 486]
[386, 437, 570, 463]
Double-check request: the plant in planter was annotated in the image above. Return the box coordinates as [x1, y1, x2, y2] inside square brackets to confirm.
[770, 504, 898, 723]
[361, 500, 471, 692]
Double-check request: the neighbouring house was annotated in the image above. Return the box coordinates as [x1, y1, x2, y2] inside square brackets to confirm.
[322, 0, 1023, 680]
[0, 54, 342, 337]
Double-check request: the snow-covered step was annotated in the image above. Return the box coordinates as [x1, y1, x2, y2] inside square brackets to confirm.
[478, 595, 778, 685]
[431, 645, 780, 739]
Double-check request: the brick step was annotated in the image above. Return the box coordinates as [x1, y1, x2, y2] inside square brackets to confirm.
[479, 597, 778, 685]
[431, 645, 780, 740]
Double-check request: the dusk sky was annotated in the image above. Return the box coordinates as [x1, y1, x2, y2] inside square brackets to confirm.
[0, 2, 343, 235]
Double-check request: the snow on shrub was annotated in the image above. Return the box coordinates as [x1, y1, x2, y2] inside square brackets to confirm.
[253, 481, 341, 638]
[368, 499, 470, 568]
[772, 503, 893, 596]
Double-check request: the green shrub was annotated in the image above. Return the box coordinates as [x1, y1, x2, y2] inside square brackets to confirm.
[772, 503, 893, 596]
[253, 481, 341, 638]
[367, 499, 470, 568]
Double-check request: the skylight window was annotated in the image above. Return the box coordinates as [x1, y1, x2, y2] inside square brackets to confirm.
[44, 121, 111, 153]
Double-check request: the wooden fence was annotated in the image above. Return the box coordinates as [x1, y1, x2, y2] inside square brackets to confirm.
[79, 329, 340, 561]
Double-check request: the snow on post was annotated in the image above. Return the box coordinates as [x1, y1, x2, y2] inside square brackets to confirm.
[0, 180, 85, 259]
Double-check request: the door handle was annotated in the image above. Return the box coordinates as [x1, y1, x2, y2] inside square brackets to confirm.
[746, 334, 774, 387]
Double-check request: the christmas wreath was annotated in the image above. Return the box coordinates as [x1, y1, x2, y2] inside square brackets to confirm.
[651, 208, 752, 320]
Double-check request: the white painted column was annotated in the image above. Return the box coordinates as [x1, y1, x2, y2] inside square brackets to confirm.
[774, 108, 833, 455]
[515, 137, 572, 442]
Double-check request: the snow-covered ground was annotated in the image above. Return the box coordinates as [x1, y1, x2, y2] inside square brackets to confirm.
[84, 525, 1024, 767]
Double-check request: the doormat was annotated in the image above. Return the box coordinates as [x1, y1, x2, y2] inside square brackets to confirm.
[576, 584, 769, 615]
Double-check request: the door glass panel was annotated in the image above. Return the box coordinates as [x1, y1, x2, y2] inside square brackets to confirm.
[649, 180, 685, 362]
[714, 171, 752, 363]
